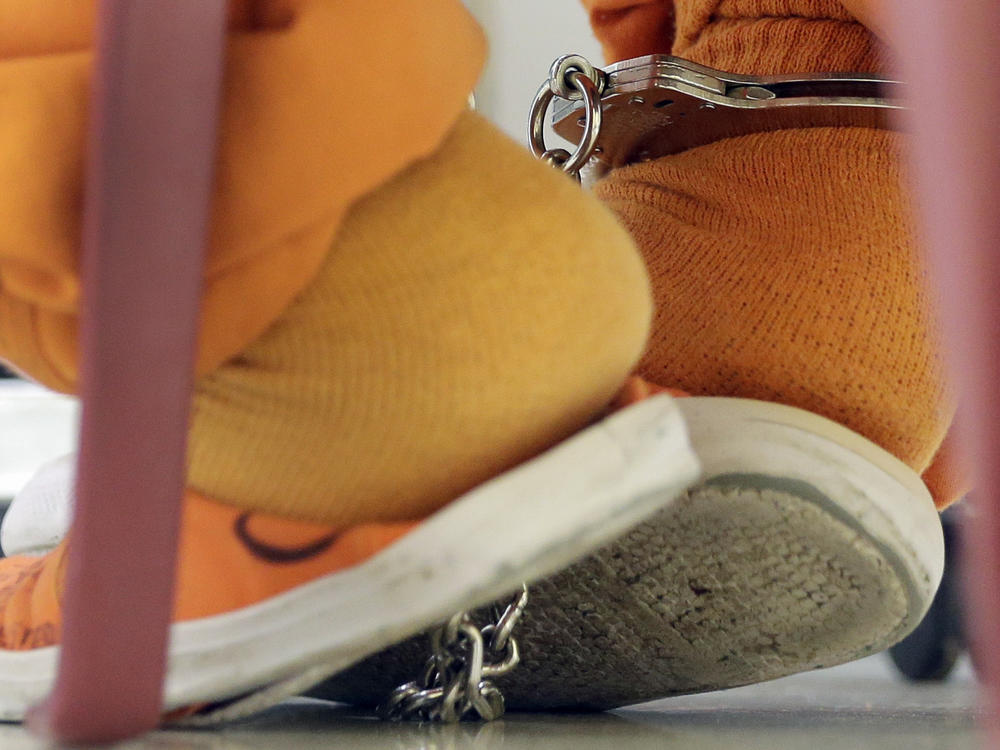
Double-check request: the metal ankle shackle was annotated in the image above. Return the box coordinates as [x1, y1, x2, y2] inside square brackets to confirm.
[529, 53, 904, 184]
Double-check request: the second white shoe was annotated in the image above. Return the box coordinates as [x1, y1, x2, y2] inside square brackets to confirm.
[311, 396, 946, 709]
[1, 452, 74, 557]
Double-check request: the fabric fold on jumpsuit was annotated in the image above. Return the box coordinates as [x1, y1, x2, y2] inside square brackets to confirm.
[0, 0, 486, 393]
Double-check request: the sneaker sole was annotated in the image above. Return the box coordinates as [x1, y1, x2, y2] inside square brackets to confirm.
[0, 394, 698, 720]
[309, 397, 944, 709]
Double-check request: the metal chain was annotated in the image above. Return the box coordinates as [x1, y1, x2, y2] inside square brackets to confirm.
[380, 585, 529, 723]
[528, 54, 606, 181]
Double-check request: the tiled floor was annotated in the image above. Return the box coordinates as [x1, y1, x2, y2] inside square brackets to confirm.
[0, 654, 983, 749]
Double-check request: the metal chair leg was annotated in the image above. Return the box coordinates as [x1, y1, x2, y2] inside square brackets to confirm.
[886, 0, 1000, 738]
[27, 2, 227, 743]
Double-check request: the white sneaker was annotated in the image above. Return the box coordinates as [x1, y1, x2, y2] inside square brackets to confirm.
[2, 453, 75, 557]
[311, 397, 946, 709]
[0, 395, 700, 723]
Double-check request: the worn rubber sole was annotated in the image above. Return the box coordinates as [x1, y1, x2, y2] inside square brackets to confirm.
[310, 397, 944, 710]
[0, 395, 698, 721]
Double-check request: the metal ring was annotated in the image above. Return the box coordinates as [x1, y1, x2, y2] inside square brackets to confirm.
[548, 54, 603, 100]
[489, 585, 529, 652]
[528, 69, 603, 178]
[458, 623, 487, 700]
[469, 682, 504, 722]
[481, 638, 520, 679]
[441, 611, 464, 647]
[539, 149, 571, 170]
[528, 81, 556, 160]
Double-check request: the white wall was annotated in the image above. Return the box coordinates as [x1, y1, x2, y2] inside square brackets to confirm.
[0, 382, 78, 502]
[463, 0, 603, 145]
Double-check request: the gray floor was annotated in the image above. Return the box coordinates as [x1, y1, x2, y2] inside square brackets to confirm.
[0, 654, 984, 749]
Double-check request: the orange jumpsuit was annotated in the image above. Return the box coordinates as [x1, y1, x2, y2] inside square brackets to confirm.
[0, 0, 963, 525]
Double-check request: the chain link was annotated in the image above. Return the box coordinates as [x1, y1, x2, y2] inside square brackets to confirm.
[380, 585, 529, 723]
[528, 54, 606, 181]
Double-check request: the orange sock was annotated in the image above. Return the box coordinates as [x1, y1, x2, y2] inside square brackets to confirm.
[582, 0, 967, 508]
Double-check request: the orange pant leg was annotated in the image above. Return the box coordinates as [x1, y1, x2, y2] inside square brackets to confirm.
[579, 0, 967, 507]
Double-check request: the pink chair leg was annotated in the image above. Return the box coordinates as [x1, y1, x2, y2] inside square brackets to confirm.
[26, 1, 227, 744]
[885, 0, 1000, 738]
